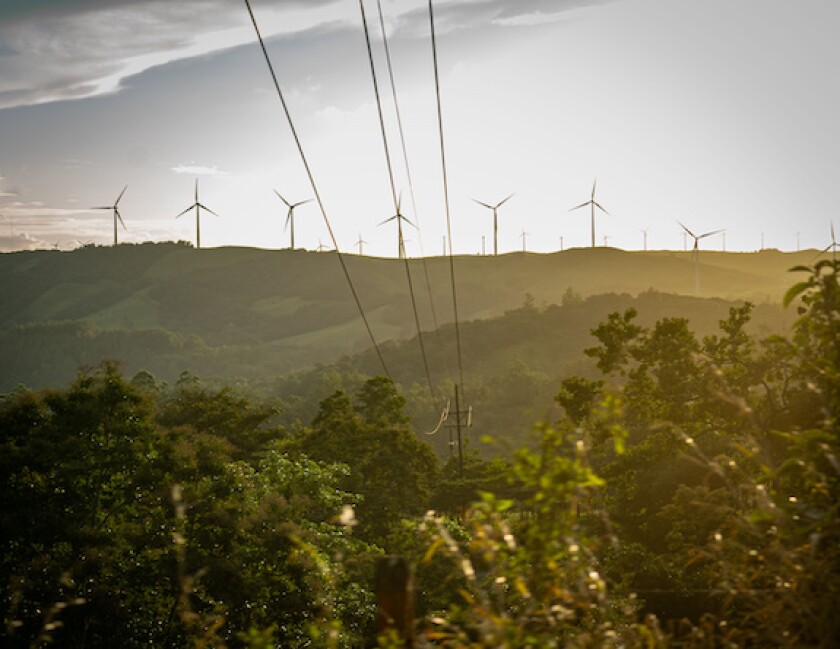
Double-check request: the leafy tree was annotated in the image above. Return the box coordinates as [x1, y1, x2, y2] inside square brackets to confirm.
[547, 259, 840, 643]
[0, 362, 175, 647]
[555, 375, 604, 425]
[291, 377, 440, 545]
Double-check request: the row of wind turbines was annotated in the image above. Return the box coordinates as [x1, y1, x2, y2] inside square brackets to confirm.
[93, 180, 219, 249]
[91, 177, 647, 253]
[89, 179, 835, 297]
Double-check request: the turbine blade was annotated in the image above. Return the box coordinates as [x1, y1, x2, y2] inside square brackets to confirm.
[593, 201, 610, 216]
[91, 206, 112, 210]
[677, 221, 696, 238]
[496, 193, 515, 208]
[698, 229, 724, 239]
[569, 201, 591, 211]
[194, 178, 199, 203]
[473, 199, 493, 210]
[292, 199, 313, 208]
[402, 214, 417, 229]
[284, 210, 292, 231]
[378, 215, 397, 227]
[591, 179, 597, 199]
[175, 205, 194, 218]
[199, 204, 220, 217]
[274, 190, 291, 207]
[116, 210, 127, 230]
[832, 222, 836, 244]
[115, 184, 128, 205]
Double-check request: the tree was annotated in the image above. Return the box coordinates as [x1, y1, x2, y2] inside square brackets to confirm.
[0, 362, 174, 647]
[548, 259, 840, 643]
[291, 377, 440, 545]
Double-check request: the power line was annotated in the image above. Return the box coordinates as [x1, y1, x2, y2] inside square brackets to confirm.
[428, 0, 466, 399]
[242, 0, 390, 379]
[374, 0, 444, 349]
[358, 0, 435, 400]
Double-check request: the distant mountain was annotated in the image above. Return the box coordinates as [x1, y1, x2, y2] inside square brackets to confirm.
[0, 241, 806, 391]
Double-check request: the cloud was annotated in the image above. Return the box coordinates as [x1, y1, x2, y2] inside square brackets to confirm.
[391, 0, 614, 38]
[0, 231, 52, 252]
[171, 164, 230, 177]
[0, 0, 345, 110]
[0, 0, 614, 111]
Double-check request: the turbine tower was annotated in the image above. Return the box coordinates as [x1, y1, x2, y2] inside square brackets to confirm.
[474, 193, 514, 256]
[91, 185, 128, 246]
[679, 221, 723, 297]
[378, 195, 415, 259]
[520, 229, 529, 253]
[274, 190, 312, 250]
[570, 179, 609, 248]
[355, 233, 368, 255]
[175, 179, 219, 249]
[818, 222, 839, 262]
[640, 227, 649, 251]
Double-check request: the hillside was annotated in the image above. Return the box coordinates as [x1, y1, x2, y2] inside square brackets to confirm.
[266, 289, 794, 455]
[0, 241, 807, 391]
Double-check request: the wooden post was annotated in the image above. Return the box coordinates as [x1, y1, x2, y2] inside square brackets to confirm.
[375, 556, 414, 647]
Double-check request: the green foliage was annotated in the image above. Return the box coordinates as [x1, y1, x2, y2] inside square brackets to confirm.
[0, 362, 175, 646]
[585, 308, 642, 375]
[420, 424, 636, 647]
[0, 363, 389, 648]
[551, 259, 840, 644]
[555, 375, 604, 425]
[291, 377, 440, 545]
[2, 253, 838, 647]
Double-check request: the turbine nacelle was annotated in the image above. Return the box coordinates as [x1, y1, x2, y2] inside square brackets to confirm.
[91, 185, 128, 245]
[175, 179, 219, 249]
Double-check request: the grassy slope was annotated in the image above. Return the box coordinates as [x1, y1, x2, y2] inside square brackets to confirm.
[0, 242, 806, 391]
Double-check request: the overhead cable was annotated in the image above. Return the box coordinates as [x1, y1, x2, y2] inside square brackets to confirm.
[358, 0, 436, 400]
[243, 0, 391, 378]
[428, 0, 466, 399]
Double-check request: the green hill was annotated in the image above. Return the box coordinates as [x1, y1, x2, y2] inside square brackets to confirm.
[266, 289, 793, 456]
[0, 241, 806, 391]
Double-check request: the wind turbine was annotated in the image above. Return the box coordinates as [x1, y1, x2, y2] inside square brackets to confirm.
[640, 227, 649, 251]
[474, 193, 514, 256]
[355, 233, 368, 256]
[175, 179, 219, 249]
[274, 190, 312, 250]
[91, 185, 128, 246]
[570, 180, 609, 248]
[679, 221, 724, 297]
[520, 229, 529, 253]
[817, 222, 838, 262]
[378, 195, 415, 259]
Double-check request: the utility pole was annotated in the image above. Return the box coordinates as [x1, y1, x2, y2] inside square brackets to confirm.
[445, 385, 472, 478]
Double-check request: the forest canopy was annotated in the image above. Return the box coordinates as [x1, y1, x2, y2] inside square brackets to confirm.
[1, 259, 838, 647]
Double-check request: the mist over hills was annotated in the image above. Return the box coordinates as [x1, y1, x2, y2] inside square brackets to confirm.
[0, 241, 805, 393]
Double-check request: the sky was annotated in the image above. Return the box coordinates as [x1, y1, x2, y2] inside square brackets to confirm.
[0, 0, 837, 256]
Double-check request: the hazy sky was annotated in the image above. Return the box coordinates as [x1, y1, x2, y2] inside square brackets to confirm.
[0, 0, 837, 255]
